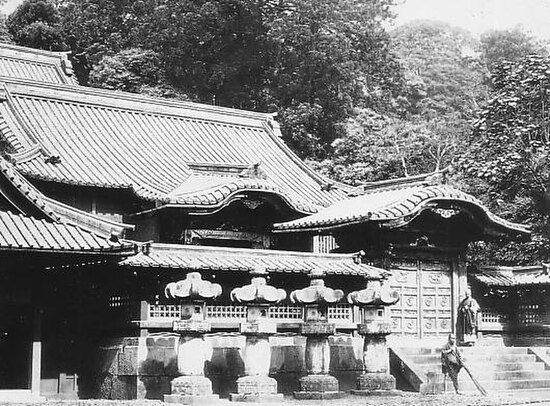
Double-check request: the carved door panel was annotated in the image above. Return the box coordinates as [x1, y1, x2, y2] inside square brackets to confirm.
[389, 259, 453, 338]
[419, 261, 453, 338]
[388, 260, 420, 336]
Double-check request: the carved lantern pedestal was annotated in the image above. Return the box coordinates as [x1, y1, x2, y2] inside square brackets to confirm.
[291, 270, 345, 400]
[163, 273, 222, 405]
[229, 267, 286, 403]
[348, 276, 400, 395]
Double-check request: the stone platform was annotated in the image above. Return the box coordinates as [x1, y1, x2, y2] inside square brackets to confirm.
[164, 375, 220, 405]
[356, 372, 396, 391]
[230, 376, 283, 402]
[293, 374, 345, 400]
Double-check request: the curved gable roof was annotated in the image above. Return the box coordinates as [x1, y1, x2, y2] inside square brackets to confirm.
[0, 79, 348, 214]
[274, 176, 530, 237]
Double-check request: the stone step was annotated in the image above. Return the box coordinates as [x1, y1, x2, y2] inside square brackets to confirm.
[396, 346, 530, 356]
[416, 361, 546, 373]
[393, 345, 550, 394]
[425, 368, 550, 381]
[431, 378, 550, 393]
[409, 353, 536, 364]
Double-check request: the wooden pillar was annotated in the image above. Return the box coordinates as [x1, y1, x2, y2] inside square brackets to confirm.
[30, 308, 42, 395]
[139, 300, 149, 337]
[452, 252, 467, 333]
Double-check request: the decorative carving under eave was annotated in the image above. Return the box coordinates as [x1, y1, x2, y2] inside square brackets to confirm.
[432, 207, 460, 219]
[165, 272, 222, 301]
[290, 269, 344, 305]
[231, 266, 287, 305]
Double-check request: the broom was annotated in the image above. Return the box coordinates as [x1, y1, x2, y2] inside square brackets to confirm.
[461, 361, 488, 396]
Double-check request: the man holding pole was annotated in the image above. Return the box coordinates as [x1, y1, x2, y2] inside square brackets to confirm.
[441, 333, 463, 394]
[441, 333, 488, 396]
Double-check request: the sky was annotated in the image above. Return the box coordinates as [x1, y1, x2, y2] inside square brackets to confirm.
[2, 0, 20, 15]
[391, 0, 550, 40]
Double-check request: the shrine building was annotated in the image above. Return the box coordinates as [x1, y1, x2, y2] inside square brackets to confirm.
[0, 43, 540, 401]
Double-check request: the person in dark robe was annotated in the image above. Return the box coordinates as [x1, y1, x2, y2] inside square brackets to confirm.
[441, 333, 463, 394]
[458, 288, 480, 346]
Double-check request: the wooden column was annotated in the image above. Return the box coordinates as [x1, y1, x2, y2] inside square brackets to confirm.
[139, 300, 149, 337]
[30, 308, 42, 395]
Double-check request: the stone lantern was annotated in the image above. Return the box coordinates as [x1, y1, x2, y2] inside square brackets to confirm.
[163, 272, 222, 405]
[229, 266, 287, 402]
[290, 269, 345, 399]
[347, 273, 400, 394]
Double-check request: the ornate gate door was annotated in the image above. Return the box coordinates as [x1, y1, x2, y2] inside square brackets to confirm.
[388, 258, 453, 338]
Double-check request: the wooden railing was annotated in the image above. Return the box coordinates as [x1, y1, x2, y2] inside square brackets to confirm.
[146, 303, 355, 326]
[479, 309, 508, 331]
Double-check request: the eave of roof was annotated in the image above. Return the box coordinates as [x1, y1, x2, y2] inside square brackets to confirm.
[273, 177, 530, 236]
[0, 43, 78, 85]
[0, 210, 134, 254]
[120, 243, 383, 277]
[0, 154, 133, 237]
[0, 78, 349, 215]
[472, 265, 550, 287]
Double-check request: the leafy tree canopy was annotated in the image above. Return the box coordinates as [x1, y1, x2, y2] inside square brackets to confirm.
[6, 0, 65, 50]
[460, 54, 550, 264]
[481, 27, 547, 70]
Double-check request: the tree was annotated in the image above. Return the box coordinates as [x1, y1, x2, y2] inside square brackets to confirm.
[6, 0, 65, 50]
[266, 0, 402, 157]
[481, 28, 547, 70]
[391, 20, 489, 119]
[460, 54, 550, 264]
[313, 108, 466, 185]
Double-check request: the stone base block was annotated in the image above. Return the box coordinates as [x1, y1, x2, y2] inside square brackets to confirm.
[293, 391, 345, 400]
[171, 376, 213, 397]
[164, 394, 220, 405]
[229, 393, 284, 402]
[357, 373, 396, 391]
[236, 376, 278, 395]
[299, 374, 339, 393]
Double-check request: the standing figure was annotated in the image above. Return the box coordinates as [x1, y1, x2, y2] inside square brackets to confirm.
[458, 288, 480, 346]
[441, 333, 463, 394]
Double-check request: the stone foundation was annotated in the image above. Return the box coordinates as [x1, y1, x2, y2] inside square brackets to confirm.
[293, 374, 344, 399]
[230, 375, 283, 402]
[235, 375, 278, 394]
[355, 372, 396, 392]
[170, 376, 213, 396]
[91, 333, 371, 399]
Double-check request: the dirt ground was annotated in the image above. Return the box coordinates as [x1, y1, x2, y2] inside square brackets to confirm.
[3, 391, 550, 406]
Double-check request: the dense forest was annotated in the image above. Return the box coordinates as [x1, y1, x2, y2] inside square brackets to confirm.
[3, 0, 550, 266]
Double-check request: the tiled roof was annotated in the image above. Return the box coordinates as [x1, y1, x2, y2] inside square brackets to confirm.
[0, 210, 133, 253]
[273, 177, 530, 235]
[0, 43, 78, 85]
[0, 154, 132, 236]
[0, 79, 348, 214]
[472, 266, 550, 287]
[120, 243, 383, 277]
[0, 148, 133, 254]
[0, 151, 60, 221]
